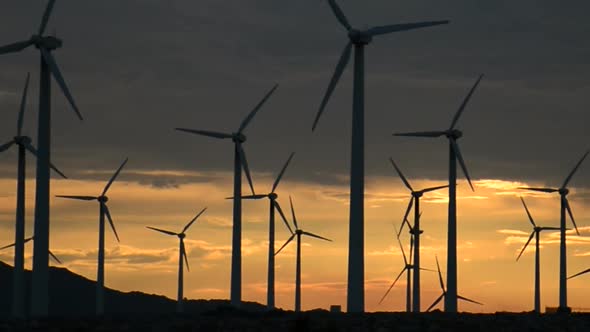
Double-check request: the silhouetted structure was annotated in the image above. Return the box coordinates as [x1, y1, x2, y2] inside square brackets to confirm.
[427, 256, 482, 312]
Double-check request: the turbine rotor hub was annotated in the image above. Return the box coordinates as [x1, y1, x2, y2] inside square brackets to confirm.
[14, 136, 31, 146]
[98, 196, 108, 203]
[295, 229, 303, 235]
[268, 193, 278, 200]
[559, 188, 569, 196]
[348, 29, 372, 45]
[412, 191, 423, 198]
[446, 129, 463, 139]
[232, 133, 246, 143]
[178, 233, 186, 239]
[32, 35, 62, 50]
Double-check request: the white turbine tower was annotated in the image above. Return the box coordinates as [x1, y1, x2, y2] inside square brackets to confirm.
[427, 256, 482, 312]
[239, 152, 295, 310]
[394, 74, 483, 312]
[312, 0, 448, 312]
[275, 196, 332, 313]
[55, 158, 128, 315]
[516, 197, 560, 314]
[389, 158, 447, 312]
[0, 0, 84, 316]
[147, 208, 207, 313]
[176, 84, 278, 307]
[0, 73, 66, 318]
[519, 150, 589, 313]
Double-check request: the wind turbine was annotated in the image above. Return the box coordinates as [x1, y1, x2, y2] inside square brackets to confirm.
[275, 196, 332, 313]
[389, 158, 447, 312]
[312, 0, 448, 312]
[378, 226, 414, 312]
[393, 74, 484, 312]
[1, 236, 62, 265]
[569, 268, 590, 280]
[238, 152, 295, 310]
[519, 149, 589, 312]
[0, 0, 84, 316]
[427, 256, 482, 312]
[176, 84, 278, 306]
[0, 73, 67, 318]
[516, 197, 560, 314]
[55, 158, 128, 315]
[146, 208, 207, 313]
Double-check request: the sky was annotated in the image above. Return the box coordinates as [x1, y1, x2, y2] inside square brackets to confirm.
[0, 0, 589, 313]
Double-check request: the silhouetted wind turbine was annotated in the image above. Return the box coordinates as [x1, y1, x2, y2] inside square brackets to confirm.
[312, 0, 449, 313]
[1, 236, 62, 265]
[55, 158, 128, 315]
[394, 74, 483, 312]
[389, 158, 447, 312]
[238, 152, 295, 310]
[516, 197, 560, 314]
[0, 0, 84, 316]
[147, 208, 207, 313]
[176, 84, 277, 307]
[275, 196, 332, 313]
[0, 73, 66, 318]
[379, 226, 414, 312]
[519, 149, 589, 312]
[427, 256, 482, 312]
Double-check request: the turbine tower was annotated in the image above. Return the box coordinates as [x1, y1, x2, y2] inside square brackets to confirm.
[275, 196, 332, 313]
[389, 158, 447, 312]
[55, 158, 128, 315]
[394, 74, 483, 312]
[516, 197, 560, 314]
[147, 208, 207, 313]
[427, 256, 482, 312]
[379, 226, 414, 312]
[239, 152, 295, 310]
[519, 149, 589, 313]
[0, 0, 84, 316]
[312, 0, 448, 312]
[176, 84, 278, 307]
[1, 236, 63, 266]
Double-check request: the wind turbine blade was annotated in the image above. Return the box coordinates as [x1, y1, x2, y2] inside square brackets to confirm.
[327, 0, 351, 30]
[275, 233, 296, 255]
[181, 240, 190, 272]
[301, 231, 332, 242]
[457, 295, 483, 306]
[420, 267, 436, 272]
[562, 150, 590, 189]
[238, 194, 268, 200]
[451, 140, 474, 191]
[427, 294, 445, 312]
[396, 231, 408, 266]
[565, 199, 580, 235]
[421, 185, 449, 193]
[103, 204, 120, 242]
[24, 142, 68, 178]
[398, 197, 414, 237]
[449, 74, 484, 130]
[312, 42, 352, 132]
[368, 20, 450, 36]
[183, 207, 207, 233]
[517, 187, 558, 193]
[378, 268, 406, 305]
[49, 250, 62, 264]
[25, 236, 34, 243]
[0, 40, 33, 55]
[40, 47, 83, 121]
[273, 201, 293, 234]
[0, 242, 16, 250]
[516, 232, 535, 261]
[238, 144, 255, 195]
[289, 196, 299, 230]
[271, 152, 295, 193]
[539, 227, 561, 231]
[238, 84, 279, 133]
[0, 141, 15, 153]
[409, 236, 414, 265]
[568, 268, 590, 280]
[146, 226, 177, 236]
[393, 131, 446, 138]
[435, 256, 445, 292]
[102, 158, 128, 196]
[38, 0, 56, 35]
[17, 72, 30, 136]
[175, 128, 233, 139]
[389, 158, 413, 192]
[520, 197, 537, 228]
[55, 195, 97, 201]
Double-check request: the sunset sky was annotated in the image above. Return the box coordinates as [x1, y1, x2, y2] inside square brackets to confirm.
[0, 0, 589, 313]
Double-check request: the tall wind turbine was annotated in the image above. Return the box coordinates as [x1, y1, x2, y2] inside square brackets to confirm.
[176, 84, 278, 306]
[427, 256, 482, 312]
[55, 158, 128, 315]
[239, 152, 295, 310]
[275, 196, 332, 313]
[519, 149, 589, 312]
[516, 197, 560, 314]
[389, 158, 447, 312]
[394, 74, 484, 312]
[1, 236, 63, 266]
[312, 0, 448, 312]
[0, 0, 84, 316]
[147, 208, 207, 313]
[0, 73, 67, 318]
[378, 227, 414, 312]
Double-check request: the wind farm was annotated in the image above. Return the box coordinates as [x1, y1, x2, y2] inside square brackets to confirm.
[1, 0, 590, 329]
